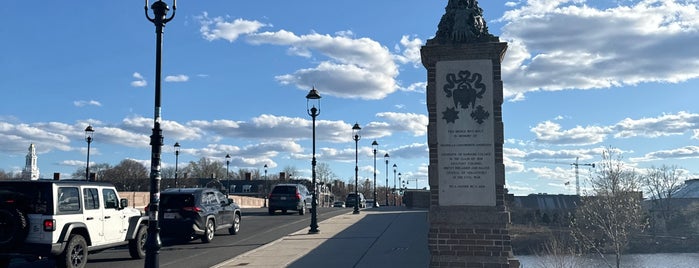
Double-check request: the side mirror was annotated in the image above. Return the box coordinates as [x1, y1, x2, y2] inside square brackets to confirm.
[120, 198, 129, 209]
[228, 198, 234, 205]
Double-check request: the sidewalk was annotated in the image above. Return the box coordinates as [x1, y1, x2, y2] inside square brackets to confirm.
[213, 206, 429, 268]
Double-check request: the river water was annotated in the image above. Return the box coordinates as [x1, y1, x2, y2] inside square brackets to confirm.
[516, 253, 699, 268]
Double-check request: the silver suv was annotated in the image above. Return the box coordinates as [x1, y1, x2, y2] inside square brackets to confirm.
[0, 180, 148, 268]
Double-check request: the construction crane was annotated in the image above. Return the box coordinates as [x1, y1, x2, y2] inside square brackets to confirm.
[571, 157, 595, 196]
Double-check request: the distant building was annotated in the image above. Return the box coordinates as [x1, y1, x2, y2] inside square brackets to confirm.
[21, 144, 40, 180]
[509, 194, 580, 225]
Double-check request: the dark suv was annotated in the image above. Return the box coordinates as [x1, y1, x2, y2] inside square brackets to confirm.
[345, 193, 366, 209]
[268, 184, 311, 215]
[157, 188, 241, 243]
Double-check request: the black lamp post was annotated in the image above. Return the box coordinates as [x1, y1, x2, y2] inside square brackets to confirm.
[352, 123, 361, 214]
[174, 142, 180, 188]
[398, 172, 402, 206]
[144, 1, 176, 266]
[392, 163, 397, 206]
[371, 141, 379, 207]
[384, 153, 389, 206]
[306, 87, 321, 234]
[84, 125, 94, 181]
[264, 164, 268, 180]
[225, 154, 231, 194]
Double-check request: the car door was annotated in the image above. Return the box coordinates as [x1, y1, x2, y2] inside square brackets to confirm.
[216, 191, 233, 224]
[102, 188, 125, 242]
[201, 191, 219, 225]
[81, 187, 104, 245]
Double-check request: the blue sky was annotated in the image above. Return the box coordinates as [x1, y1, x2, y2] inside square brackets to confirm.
[2, 0, 699, 196]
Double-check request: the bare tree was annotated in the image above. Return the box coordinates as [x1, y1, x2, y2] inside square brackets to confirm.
[570, 147, 646, 268]
[103, 159, 149, 191]
[316, 162, 337, 185]
[642, 165, 686, 232]
[184, 157, 226, 179]
[71, 163, 111, 180]
[282, 165, 299, 180]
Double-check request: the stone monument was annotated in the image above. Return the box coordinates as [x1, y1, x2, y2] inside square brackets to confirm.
[421, 0, 518, 267]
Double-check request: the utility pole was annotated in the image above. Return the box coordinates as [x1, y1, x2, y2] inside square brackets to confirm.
[572, 157, 595, 196]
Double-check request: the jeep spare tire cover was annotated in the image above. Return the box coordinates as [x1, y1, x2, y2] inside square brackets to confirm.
[0, 207, 29, 248]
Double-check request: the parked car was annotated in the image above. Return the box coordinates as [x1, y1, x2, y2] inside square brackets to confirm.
[0, 180, 148, 268]
[332, 201, 345, 208]
[268, 184, 312, 215]
[345, 193, 366, 209]
[156, 188, 241, 243]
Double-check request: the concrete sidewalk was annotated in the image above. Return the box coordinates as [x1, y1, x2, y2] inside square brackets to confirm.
[213, 206, 429, 268]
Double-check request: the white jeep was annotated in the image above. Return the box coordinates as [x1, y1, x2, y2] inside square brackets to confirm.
[0, 180, 148, 268]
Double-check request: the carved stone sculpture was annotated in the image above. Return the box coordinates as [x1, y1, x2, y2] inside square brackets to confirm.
[428, 0, 498, 45]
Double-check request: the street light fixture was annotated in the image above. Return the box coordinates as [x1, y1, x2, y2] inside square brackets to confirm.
[393, 163, 397, 206]
[352, 123, 361, 214]
[144, 0, 176, 266]
[371, 140, 379, 207]
[384, 153, 389, 206]
[306, 87, 321, 234]
[225, 154, 231, 194]
[174, 142, 180, 188]
[84, 125, 94, 181]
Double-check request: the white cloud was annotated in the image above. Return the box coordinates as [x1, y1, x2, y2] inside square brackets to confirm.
[375, 112, 428, 137]
[614, 111, 699, 138]
[499, 1, 699, 99]
[197, 15, 401, 100]
[131, 72, 147, 87]
[198, 13, 268, 42]
[73, 100, 101, 107]
[531, 121, 609, 145]
[165, 75, 189, 82]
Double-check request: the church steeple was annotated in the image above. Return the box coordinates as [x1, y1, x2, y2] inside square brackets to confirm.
[21, 144, 40, 180]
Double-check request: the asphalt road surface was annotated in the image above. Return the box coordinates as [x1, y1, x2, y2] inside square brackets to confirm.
[8, 207, 351, 268]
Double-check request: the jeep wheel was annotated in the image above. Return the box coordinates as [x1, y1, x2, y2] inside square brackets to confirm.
[201, 219, 215, 243]
[228, 214, 240, 235]
[0, 207, 29, 248]
[58, 234, 87, 268]
[128, 225, 147, 259]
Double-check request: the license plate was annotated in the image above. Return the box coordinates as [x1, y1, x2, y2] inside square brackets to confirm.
[164, 213, 177, 219]
[280, 197, 287, 200]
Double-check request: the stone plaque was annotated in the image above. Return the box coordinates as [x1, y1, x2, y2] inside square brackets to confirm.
[436, 59, 495, 206]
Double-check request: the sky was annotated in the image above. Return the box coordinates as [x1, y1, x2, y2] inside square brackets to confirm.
[2, 0, 699, 196]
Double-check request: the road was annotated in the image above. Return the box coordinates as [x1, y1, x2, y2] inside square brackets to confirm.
[9, 207, 351, 268]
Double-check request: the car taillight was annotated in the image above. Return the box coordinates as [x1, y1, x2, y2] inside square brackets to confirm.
[43, 219, 56, 231]
[183, 206, 202, 212]
[295, 191, 302, 200]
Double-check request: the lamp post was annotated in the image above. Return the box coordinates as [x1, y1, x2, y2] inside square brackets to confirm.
[84, 125, 94, 181]
[225, 154, 231, 194]
[384, 153, 389, 206]
[371, 141, 379, 207]
[306, 87, 321, 234]
[264, 164, 268, 180]
[398, 172, 402, 206]
[174, 142, 180, 188]
[392, 164, 397, 206]
[144, 0, 176, 267]
[352, 123, 361, 214]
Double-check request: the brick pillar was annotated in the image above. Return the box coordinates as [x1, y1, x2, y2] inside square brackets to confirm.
[422, 41, 518, 267]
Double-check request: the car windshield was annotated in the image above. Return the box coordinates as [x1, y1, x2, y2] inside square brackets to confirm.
[160, 194, 195, 209]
